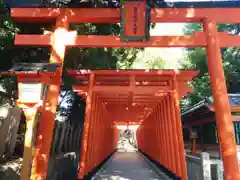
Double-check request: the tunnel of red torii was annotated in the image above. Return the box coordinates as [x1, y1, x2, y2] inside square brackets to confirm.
[67, 69, 198, 180]
[3, 0, 240, 179]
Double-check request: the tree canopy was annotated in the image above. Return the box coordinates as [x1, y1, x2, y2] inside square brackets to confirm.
[181, 23, 240, 111]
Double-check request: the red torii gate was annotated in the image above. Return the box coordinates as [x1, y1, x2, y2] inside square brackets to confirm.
[8, 1, 240, 180]
[67, 69, 198, 180]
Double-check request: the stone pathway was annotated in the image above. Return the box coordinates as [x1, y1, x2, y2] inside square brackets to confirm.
[92, 150, 172, 180]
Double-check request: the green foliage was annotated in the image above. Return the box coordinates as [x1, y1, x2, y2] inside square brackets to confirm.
[183, 23, 202, 35]
[132, 50, 166, 70]
[143, 57, 165, 70]
[182, 23, 240, 111]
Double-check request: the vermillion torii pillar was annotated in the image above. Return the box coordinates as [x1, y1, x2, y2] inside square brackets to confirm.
[78, 74, 95, 179]
[203, 19, 240, 180]
[30, 10, 75, 180]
